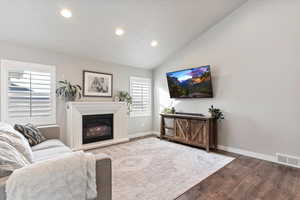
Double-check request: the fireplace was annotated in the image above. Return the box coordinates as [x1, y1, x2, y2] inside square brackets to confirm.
[82, 114, 113, 144]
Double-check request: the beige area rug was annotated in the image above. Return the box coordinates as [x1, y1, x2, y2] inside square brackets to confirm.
[91, 137, 234, 200]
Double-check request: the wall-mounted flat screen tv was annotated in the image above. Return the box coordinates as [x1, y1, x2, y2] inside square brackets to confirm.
[166, 65, 213, 98]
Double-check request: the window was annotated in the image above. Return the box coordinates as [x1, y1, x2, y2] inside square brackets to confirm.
[1, 60, 56, 125]
[130, 76, 152, 117]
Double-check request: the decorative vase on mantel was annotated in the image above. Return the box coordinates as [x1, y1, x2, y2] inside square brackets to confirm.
[66, 96, 76, 102]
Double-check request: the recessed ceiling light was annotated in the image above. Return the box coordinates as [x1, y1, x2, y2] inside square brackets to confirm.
[151, 40, 158, 47]
[115, 28, 125, 36]
[60, 9, 72, 18]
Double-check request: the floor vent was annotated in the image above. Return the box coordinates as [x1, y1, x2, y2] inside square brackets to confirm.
[276, 153, 300, 168]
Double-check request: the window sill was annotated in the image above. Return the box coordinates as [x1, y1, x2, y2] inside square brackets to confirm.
[130, 113, 152, 118]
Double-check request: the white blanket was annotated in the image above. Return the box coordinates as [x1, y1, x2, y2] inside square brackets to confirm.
[5, 151, 97, 200]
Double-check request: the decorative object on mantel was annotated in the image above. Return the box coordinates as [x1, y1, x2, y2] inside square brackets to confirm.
[114, 96, 120, 102]
[208, 105, 224, 120]
[117, 91, 132, 113]
[83, 70, 113, 97]
[56, 80, 82, 101]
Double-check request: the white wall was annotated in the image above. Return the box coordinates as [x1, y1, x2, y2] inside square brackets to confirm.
[153, 0, 300, 157]
[0, 41, 153, 141]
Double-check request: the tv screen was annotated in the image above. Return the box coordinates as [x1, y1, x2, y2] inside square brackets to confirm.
[166, 65, 213, 98]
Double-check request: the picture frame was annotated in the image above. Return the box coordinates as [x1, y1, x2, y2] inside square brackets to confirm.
[83, 70, 113, 97]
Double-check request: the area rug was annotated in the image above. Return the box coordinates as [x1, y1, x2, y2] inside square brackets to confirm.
[91, 137, 234, 200]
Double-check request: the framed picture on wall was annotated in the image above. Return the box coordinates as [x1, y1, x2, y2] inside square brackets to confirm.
[83, 70, 113, 97]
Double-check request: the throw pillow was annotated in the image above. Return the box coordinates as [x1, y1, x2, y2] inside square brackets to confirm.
[0, 122, 33, 163]
[14, 124, 46, 146]
[0, 141, 30, 177]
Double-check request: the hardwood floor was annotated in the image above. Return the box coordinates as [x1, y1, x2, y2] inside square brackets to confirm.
[176, 150, 300, 200]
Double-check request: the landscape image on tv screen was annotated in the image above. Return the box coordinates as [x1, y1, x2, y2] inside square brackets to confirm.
[166, 65, 213, 98]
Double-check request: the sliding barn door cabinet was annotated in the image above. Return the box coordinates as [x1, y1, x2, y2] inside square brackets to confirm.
[160, 113, 217, 152]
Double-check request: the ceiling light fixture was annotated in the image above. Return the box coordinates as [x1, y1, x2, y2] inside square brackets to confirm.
[60, 9, 72, 18]
[115, 28, 125, 36]
[151, 40, 158, 47]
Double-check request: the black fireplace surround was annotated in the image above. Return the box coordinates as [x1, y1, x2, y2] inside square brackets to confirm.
[82, 114, 113, 144]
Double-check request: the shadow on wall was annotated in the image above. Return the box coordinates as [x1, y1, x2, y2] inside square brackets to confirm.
[158, 88, 180, 113]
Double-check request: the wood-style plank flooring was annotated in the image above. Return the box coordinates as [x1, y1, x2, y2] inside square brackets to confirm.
[176, 150, 300, 200]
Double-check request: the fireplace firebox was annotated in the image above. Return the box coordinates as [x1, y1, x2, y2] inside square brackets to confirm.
[82, 114, 113, 144]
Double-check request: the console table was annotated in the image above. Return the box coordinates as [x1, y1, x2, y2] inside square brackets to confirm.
[160, 113, 217, 152]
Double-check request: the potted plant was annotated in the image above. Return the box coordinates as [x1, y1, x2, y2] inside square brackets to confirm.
[208, 105, 224, 120]
[56, 80, 82, 101]
[162, 107, 172, 114]
[117, 91, 132, 112]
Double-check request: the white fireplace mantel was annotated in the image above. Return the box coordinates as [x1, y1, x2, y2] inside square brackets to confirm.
[66, 101, 129, 150]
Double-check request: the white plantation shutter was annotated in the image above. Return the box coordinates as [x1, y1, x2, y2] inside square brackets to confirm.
[130, 77, 152, 117]
[1, 60, 56, 125]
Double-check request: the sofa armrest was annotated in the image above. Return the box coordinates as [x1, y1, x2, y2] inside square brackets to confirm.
[37, 125, 60, 140]
[95, 153, 112, 200]
[0, 177, 8, 200]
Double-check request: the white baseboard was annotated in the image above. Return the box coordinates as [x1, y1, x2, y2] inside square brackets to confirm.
[128, 131, 159, 139]
[218, 145, 277, 163]
[218, 145, 300, 168]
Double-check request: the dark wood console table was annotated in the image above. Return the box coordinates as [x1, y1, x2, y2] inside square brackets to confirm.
[160, 113, 217, 152]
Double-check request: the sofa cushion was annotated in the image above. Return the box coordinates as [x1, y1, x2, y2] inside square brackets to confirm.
[31, 139, 65, 152]
[14, 124, 46, 146]
[33, 146, 72, 162]
[0, 141, 30, 177]
[0, 122, 33, 163]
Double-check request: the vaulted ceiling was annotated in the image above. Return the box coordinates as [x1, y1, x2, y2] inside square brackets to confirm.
[0, 0, 247, 68]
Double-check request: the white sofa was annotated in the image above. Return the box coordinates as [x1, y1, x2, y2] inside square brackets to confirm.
[0, 126, 112, 200]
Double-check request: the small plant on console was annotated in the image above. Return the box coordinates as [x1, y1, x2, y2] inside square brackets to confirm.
[208, 105, 224, 120]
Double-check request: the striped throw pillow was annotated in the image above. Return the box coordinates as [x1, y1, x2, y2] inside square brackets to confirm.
[14, 124, 46, 146]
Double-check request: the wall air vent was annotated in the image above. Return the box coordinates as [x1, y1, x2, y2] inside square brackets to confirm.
[276, 153, 300, 168]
